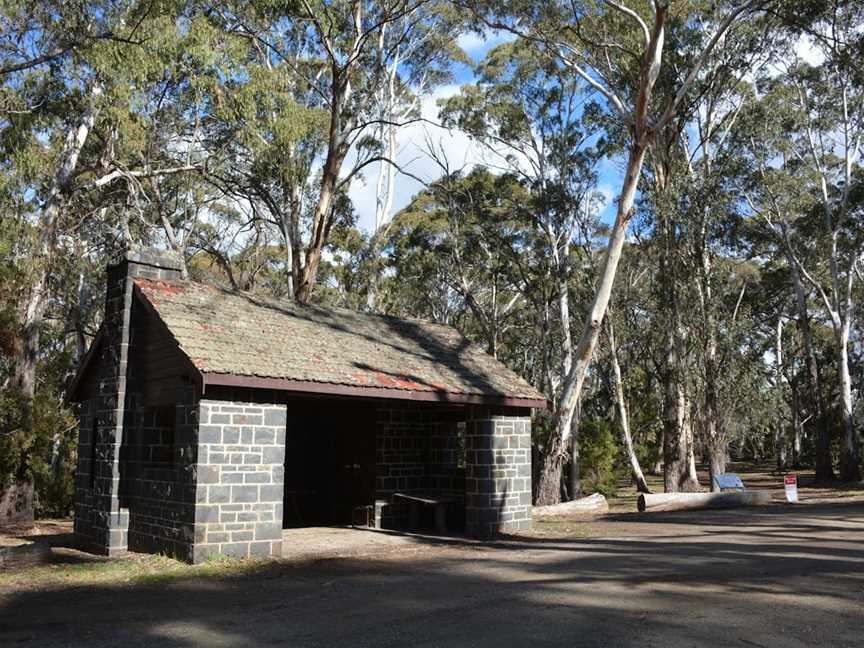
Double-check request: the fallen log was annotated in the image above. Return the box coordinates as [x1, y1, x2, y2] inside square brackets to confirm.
[0, 542, 52, 570]
[534, 493, 609, 516]
[638, 490, 772, 513]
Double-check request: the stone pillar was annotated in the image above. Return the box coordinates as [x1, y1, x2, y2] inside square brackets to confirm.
[191, 399, 286, 563]
[83, 247, 183, 556]
[465, 415, 532, 537]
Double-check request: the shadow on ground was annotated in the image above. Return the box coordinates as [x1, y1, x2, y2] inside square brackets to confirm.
[1, 500, 862, 648]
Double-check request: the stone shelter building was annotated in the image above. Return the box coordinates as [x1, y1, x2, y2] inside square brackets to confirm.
[70, 249, 545, 563]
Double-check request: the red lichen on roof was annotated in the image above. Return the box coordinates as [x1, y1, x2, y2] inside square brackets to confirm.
[351, 372, 372, 386]
[135, 278, 189, 295]
[371, 372, 426, 390]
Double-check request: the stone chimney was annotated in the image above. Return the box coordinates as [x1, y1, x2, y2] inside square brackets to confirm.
[78, 247, 184, 555]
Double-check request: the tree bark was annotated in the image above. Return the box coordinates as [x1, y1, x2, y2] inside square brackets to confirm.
[607, 319, 651, 493]
[790, 380, 803, 468]
[534, 493, 608, 516]
[774, 316, 787, 473]
[535, 446, 564, 506]
[568, 400, 582, 500]
[658, 194, 699, 494]
[366, 60, 401, 312]
[775, 425, 788, 472]
[295, 54, 354, 304]
[699, 226, 725, 491]
[662, 311, 699, 493]
[662, 367, 699, 492]
[836, 322, 861, 481]
[0, 476, 34, 528]
[296, 143, 346, 303]
[783, 237, 832, 480]
[535, 140, 649, 505]
[11, 83, 101, 397]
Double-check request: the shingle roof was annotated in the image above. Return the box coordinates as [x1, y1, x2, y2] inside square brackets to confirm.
[134, 278, 546, 407]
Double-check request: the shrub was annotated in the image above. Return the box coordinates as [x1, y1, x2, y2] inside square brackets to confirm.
[579, 419, 619, 497]
[0, 388, 77, 519]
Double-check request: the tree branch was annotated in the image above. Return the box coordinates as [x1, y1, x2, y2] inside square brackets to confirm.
[602, 1, 650, 48]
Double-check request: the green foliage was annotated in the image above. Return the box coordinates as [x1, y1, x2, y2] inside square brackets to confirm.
[0, 190, 80, 518]
[0, 388, 77, 516]
[579, 420, 619, 497]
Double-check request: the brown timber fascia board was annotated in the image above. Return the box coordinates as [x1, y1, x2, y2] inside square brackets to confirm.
[202, 372, 547, 410]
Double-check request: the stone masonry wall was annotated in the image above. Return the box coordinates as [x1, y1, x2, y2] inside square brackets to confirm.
[375, 407, 465, 496]
[74, 376, 199, 561]
[375, 407, 434, 496]
[73, 397, 100, 550]
[375, 406, 465, 529]
[191, 399, 286, 563]
[465, 415, 532, 537]
[122, 386, 198, 559]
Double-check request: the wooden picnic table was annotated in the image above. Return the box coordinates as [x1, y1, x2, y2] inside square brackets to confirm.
[393, 492, 459, 534]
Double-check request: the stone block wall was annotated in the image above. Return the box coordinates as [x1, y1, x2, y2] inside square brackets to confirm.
[375, 407, 465, 495]
[73, 397, 100, 549]
[376, 407, 433, 495]
[465, 415, 532, 537]
[375, 406, 465, 529]
[122, 387, 198, 559]
[191, 399, 287, 563]
[75, 386, 199, 560]
[426, 420, 467, 493]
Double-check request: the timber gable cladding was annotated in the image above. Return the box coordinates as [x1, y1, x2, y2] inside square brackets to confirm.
[71, 248, 540, 563]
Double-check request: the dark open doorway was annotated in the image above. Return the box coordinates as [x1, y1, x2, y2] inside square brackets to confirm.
[282, 397, 376, 528]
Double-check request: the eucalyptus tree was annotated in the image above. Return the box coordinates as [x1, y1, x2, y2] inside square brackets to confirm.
[2, 2, 108, 399]
[380, 168, 534, 359]
[440, 37, 604, 500]
[2, 1, 225, 395]
[1, 1, 228, 520]
[620, 0, 783, 492]
[362, 6, 466, 311]
[740, 1, 863, 480]
[737, 83, 835, 480]
[213, 1, 459, 304]
[462, 0, 771, 501]
[786, 15, 863, 482]
[367, 5, 464, 232]
[605, 310, 652, 493]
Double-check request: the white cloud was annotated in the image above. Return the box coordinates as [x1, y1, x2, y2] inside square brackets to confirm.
[347, 84, 489, 233]
[456, 32, 487, 54]
[795, 34, 825, 67]
[456, 29, 516, 61]
[596, 183, 617, 214]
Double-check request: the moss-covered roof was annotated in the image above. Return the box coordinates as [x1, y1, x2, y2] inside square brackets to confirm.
[133, 278, 546, 406]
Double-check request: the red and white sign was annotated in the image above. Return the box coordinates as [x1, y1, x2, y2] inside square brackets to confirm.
[784, 474, 799, 503]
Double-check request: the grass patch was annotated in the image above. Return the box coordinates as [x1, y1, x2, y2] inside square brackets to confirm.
[0, 552, 269, 591]
[531, 519, 594, 538]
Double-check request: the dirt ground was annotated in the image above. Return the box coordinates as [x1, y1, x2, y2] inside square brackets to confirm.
[1, 467, 862, 647]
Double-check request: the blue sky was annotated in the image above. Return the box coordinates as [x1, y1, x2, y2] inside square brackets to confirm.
[347, 30, 623, 234]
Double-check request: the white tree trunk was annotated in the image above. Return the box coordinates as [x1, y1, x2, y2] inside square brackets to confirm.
[607, 318, 651, 493]
[12, 83, 102, 397]
[785, 243, 831, 478]
[774, 316, 787, 472]
[836, 322, 860, 481]
[535, 141, 648, 505]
